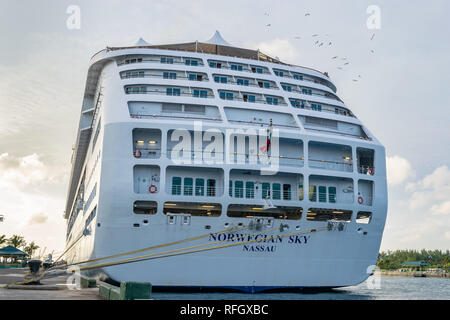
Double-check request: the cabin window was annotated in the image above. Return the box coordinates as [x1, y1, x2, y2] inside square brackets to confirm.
[231, 64, 243, 71]
[207, 179, 216, 197]
[163, 72, 177, 79]
[298, 184, 304, 201]
[161, 57, 174, 64]
[309, 185, 317, 202]
[311, 103, 322, 111]
[245, 181, 255, 199]
[172, 177, 181, 195]
[195, 178, 205, 196]
[185, 59, 198, 66]
[193, 89, 208, 98]
[166, 88, 181, 96]
[229, 180, 233, 196]
[293, 74, 303, 80]
[274, 70, 284, 77]
[272, 183, 281, 200]
[328, 186, 337, 203]
[262, 183, 271, 199]
[219, 92, 233, 100]
[282, 84, 292, 92]
[318, 186, 327, 202]
[234, 180, 244, 198]
[237, 78, 249, 86]
[184, 178, 193, 196]
[266, 97, 278, 105]
[283, 184, 292, 200]
[302, 88, 312, 95]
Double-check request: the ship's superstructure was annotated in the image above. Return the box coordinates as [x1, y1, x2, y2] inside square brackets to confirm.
[63, 32, 387, 292]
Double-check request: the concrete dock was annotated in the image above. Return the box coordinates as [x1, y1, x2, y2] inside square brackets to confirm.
[0, 268, 102, 300]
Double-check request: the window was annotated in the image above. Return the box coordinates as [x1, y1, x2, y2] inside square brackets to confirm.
[311, 103, 322, 111]
[207, 179, 216, 197]
[283, 184, 291, 200]
[193, 89, 208, 98]
[243, 94, 255, 102]
[272, 183, 281, 200]
[318, 186, 327, 202]
[231, 64, 243, 71]
[229, 181, 233, 196]
[251, 67, 263, 74]
[309, 185, 317, 201]
[214, 76, 227, 83]
[172, 177, 181, 195]
[235, 181, 244, 198]
[302, 88, 312, 95]
[219, 92, 233, 100]
[185, 59, 198, 66]
[195, 178, 205, 196]
[161, 57, 174, 64]
[262, 183, 271, 199]
[266, 97, 279, 105]
[293, 74, 303, 80]
[298, 184, 304, 201]
[163, 72, 177, 79]
[189, 74, 197, 81]
[328, 186, 337, 203]
[274, 70, 284, 77]
[166, 88, 181, 96]
[184, 178, 193, 196]
[245, 181, 254, 199]
[237, 78, 249, 86]
[209, 61, 222, 68]
[282, 84, 292, 92]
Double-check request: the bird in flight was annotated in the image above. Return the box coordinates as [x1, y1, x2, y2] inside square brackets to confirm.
[331, 56, 338, 59]
[266, 24, 271, 27]
[305, 13, 310, 16]
[370, 33, 375, 40]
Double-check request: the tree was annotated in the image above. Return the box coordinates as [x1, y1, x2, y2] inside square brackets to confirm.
[7, 235, 26, 249]
[24, 241, 40, 258]
[0, 235, 6, 246]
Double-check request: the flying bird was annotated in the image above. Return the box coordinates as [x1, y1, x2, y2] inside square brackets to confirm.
[294, 36, 301, 39]
[312, 34, 319, 37]
[318, 42, 324, 47]
[344, 62, 350, 65]
[305, 13, 310, 16]
[370, 33, 375, 40]
[264, 12, 270, 16]
[331, 56, 338, 59]
[371, 49, 375, 53]
[328, 42, 332, 46]
[266, 24, 271, 27]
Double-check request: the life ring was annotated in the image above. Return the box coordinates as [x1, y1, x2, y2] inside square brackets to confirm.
[368, 167, 374, 175]
[149, 185, 157, 194]
[358, 196, 364, 205]
[133, 150, 142, 158]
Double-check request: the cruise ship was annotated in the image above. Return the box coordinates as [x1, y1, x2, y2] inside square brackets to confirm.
[63, 31, 388, 292]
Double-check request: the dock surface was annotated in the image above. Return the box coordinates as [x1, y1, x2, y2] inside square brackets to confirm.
[0, 268, 101, 300]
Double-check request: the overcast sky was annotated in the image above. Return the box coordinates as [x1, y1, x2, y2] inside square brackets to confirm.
[0, 0, 449, 255]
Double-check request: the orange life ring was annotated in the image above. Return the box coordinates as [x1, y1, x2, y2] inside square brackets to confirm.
[133, 150, 142, 158]
[368, 167, 374, 175]
[149, 185, 157, 194]
[358, 196, 364, 205]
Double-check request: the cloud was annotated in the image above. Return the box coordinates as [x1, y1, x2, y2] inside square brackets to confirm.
[27, 212, 49, 225]
[386, 155, 415, 186]
[247, 38, 298, 63]
[430, 201, 450, 216]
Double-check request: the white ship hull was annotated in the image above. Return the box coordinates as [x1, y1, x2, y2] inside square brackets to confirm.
[64, 33, 387, 292]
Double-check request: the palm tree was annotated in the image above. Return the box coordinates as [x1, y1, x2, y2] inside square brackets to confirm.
[7, 235, 26, 249]
[24, 242, 40, 258]
[0, 235, 6, 247]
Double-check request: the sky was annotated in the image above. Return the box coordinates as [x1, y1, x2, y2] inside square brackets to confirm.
[0, 0, 449, 256]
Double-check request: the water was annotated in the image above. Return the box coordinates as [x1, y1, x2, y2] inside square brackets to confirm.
[152, 276, 450, 300]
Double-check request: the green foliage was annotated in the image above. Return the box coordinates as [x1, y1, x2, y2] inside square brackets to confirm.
[7, 235, 26, 249]
[24, 241, 40, 257]
[377, 249, 450, 270]
[0, 235, 6, 246]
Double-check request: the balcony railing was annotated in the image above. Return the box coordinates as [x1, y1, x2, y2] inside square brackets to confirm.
[309, 158, 353, 172]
